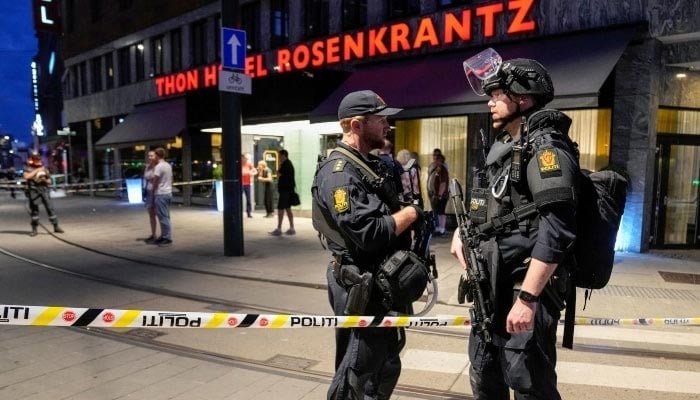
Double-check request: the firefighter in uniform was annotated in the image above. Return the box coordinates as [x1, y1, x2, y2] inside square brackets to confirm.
[311, 90, 422, 399]
[451, 58, 579, 399]
[23, 153, 64, 236]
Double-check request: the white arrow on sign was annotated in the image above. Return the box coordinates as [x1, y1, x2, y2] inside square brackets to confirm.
[228, 34, 241, 66]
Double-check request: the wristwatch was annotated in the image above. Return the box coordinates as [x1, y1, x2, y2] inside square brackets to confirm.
[518, 290, 539, 303]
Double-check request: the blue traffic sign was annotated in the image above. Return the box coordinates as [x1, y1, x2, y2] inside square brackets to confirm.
[221, 28, 246, 71]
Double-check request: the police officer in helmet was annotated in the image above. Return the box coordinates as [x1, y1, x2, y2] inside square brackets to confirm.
[451, 56, 578, 399]
[23, 152, 64, 236]
[311, 90, 422, 399]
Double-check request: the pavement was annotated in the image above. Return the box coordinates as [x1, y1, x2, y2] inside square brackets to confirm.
[1, 192, 700, 399]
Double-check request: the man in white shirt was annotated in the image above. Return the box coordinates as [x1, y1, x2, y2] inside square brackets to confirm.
[150, 147, 173, 247]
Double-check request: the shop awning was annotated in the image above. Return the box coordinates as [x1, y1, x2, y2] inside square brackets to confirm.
[96, 97, 186, 149]
[310, 27, 637, 122]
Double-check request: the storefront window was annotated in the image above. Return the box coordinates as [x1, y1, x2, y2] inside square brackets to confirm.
[395, 117, 468, 209]
[562, 109, 611, 171]
[79, 62, 87, 96]
[658, 108, 700, 135]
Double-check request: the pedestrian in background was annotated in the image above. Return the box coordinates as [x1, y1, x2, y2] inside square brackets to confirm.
[396, 148, 423, 207]
[149, 147, 173, 247]
[241, 154, 257, 218]
[257, 160, 274, 217]
[311, 89, 421, 399]
[269, 149, 295, 235]
[377, 138, 403, 194]
[143, 150, 159, 243]
[22, 152, 64, 236]
[430, 153, 449, 236]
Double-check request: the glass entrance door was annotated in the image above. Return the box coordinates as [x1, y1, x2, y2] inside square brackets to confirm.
[652, 136, 700, 247]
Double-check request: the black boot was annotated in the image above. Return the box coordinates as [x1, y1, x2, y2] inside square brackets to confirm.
[53, 224, 64, 234]
[29, 226, 38, 237]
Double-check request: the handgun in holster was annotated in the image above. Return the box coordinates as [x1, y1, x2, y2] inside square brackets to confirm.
[339, 264, 373, 316]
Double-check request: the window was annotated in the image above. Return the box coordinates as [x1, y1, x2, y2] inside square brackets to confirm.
[342, 0, 367, 30]
[91, 57, 102, 93]
[105, 53, 114, 89]
[118, 47, 131, 86]
[171, 29, 182, 71]
[90, 0, 102, 22]
[79, 62, 87, 96]
[133, 42, 145, 81]
[151, 36, 164, 76]
[270, 0, 289, 48]
[304, 0, 329, 38]
[388, 0, 421, 19]
[438, 0, 470, 9]
[65, 0, 75, 33]
[240, 2, 260, 51]
[214, 16, 222, 61]
[191, 19, 207, 66]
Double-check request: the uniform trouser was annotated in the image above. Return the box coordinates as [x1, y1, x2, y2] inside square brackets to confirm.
[154, 194, 172, 240]
[468, 290, 561, 400]
[326, 264, 404, 400]
[28, 189, 58, 226]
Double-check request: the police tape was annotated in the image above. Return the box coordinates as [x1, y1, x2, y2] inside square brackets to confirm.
[0, 305, 470, 328]
[1, 305, 699, 329]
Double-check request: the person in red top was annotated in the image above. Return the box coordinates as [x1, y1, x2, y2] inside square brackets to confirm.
[241, 154, 257, 218]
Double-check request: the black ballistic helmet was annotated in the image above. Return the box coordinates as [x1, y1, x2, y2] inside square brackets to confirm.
[482, 58, 554, 106]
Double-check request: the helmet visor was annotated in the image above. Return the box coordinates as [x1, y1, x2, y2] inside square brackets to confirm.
[462, 48, 502, 96]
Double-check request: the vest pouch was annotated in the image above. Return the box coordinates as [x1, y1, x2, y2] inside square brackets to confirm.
[469, 188, 489, 224]
[376, 250, 429, 310]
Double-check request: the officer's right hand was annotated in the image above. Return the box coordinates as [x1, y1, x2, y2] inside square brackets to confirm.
[408, 204, 424, 227]
[450, 230, 468, 270]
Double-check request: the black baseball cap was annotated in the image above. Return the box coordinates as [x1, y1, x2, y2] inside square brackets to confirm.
[337, 90, 402, 119]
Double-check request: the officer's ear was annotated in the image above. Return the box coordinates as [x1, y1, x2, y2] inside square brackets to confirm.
[350, 117, 364, 132]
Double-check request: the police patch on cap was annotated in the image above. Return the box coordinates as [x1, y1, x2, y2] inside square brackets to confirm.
[333, 188, 350, 213]
[537, 149, 562, 178]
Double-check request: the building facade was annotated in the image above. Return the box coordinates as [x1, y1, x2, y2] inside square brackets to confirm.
[57, 0, 700, 252]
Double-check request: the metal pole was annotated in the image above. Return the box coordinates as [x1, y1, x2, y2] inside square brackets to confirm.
[221, 0, 244, 256]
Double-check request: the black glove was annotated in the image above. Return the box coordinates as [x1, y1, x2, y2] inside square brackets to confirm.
[409, 204, 425, 228]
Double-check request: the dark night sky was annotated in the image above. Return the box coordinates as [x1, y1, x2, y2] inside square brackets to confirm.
[0, 3, 38, 145]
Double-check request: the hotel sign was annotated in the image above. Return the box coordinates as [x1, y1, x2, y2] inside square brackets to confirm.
[155, 0, 536, 97]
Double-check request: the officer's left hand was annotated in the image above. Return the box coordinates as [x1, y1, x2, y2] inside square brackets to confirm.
[506, 298, 537, 334]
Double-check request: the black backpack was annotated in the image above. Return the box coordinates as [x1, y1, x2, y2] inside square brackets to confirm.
[571, 169, 628, 290]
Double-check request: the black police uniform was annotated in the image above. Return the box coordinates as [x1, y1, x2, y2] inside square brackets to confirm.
[312, 141, 411, 400]
[24, 164, 60, 229]
[468, 109, 578, 400]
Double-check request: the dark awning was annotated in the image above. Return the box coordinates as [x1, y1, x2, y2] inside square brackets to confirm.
[96, 97, 186, 149]
[310, 27, 637, 122]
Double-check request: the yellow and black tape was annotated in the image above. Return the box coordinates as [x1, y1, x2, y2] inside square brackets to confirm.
[1, 305, 698, 329]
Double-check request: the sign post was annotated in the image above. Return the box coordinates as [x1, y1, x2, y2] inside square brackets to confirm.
[220, 1, 245, 256]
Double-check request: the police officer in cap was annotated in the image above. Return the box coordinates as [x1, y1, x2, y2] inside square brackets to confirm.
[23, 152, 64, 236]
[451, 57, 578, 399]
[311, 90, 422, 399]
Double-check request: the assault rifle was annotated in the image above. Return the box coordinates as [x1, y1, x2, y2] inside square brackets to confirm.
[450, 178, 494, 343]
